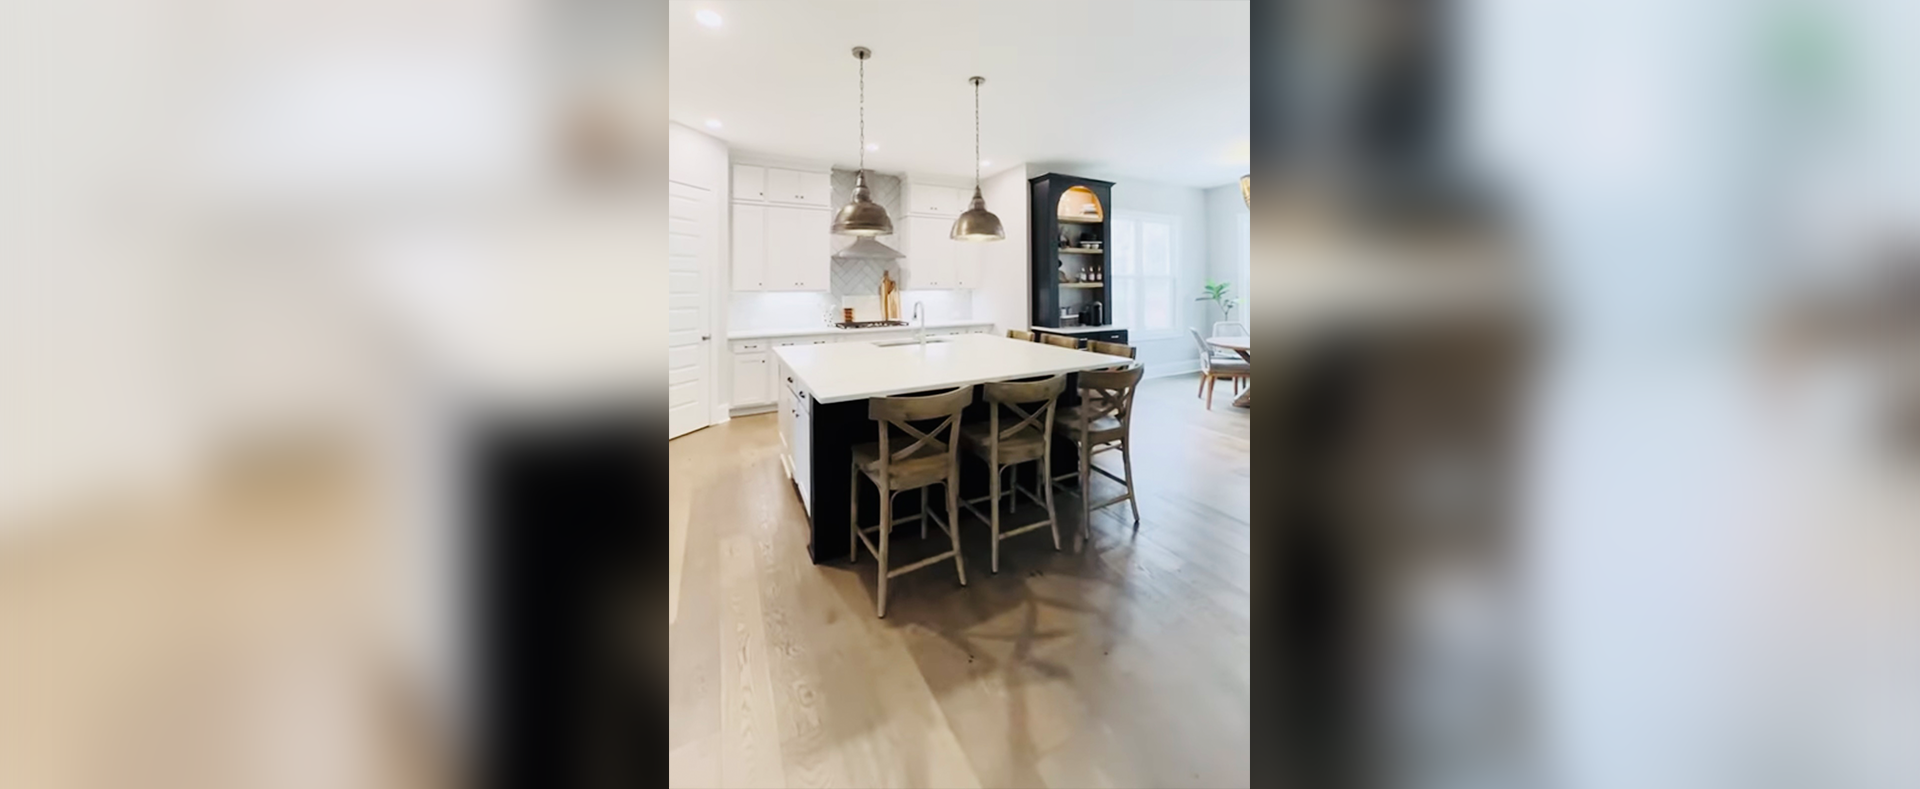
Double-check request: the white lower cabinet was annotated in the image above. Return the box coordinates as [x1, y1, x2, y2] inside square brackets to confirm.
[730, 340, 773, 409]
[778, 362, 813, 518]
[732, 353, 770, 407]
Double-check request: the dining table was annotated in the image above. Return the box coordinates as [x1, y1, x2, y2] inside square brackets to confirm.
[1206, 335, 1252, 407]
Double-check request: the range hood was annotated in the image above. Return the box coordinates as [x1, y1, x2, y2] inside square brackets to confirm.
[832, 236, 904, 261]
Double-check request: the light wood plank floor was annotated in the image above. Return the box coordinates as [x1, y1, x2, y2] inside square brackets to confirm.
[669, 374, 1251, 789]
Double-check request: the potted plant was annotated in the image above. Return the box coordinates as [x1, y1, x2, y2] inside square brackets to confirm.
[1196, 279, 1239, 323]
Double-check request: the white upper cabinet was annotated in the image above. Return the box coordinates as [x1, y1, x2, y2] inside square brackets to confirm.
[731, 203, 768, 290]
[903, 215, 956, 289]
[907, 183, 963, 217]
[733, 203, 827, 292]
[764, 168, 830, 207]
[733, 164, 829, 207]
[732, 165, 766, 201]
[731, 160, 831, 292]
[764, 205, 830, 290]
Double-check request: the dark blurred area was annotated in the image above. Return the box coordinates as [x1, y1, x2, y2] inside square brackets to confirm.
[1258, 1, 1920, 788]
[2, 0, 667, 787]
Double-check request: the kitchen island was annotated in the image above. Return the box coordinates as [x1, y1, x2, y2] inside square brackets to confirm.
[773, 333, 1133, 563]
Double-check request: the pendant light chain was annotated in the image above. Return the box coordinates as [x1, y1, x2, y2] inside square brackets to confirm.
[973, 79, 981, 185]
[858, 55, 866, 173]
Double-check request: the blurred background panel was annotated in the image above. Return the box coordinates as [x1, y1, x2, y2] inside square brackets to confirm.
[0, 0, 665, 787]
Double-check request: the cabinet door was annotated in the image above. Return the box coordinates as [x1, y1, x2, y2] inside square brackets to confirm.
[731, 352, 770, 406]
[795, 171, 830, 207]
[731, 203, 766, 290]
[904, 216, 953, 288]
[764, 168, 802, 204]
[777, 376, 794, 457]
[791, 393, 812, 515]
[732, 165, 766, 201]
[766, 206, 830, 290]
[909, 184, 960, 216]
[952, 237, 983, 288]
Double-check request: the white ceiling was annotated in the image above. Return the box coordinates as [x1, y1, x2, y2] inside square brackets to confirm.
[669, 0, 1249, 189]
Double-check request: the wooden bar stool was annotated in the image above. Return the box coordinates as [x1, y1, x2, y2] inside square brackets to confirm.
[958, 374, 1066, 573]
[1086, 340, 1137, 370]
[1041, 333, 1080, 350]
[1051, 364, 1145, 549]
[849, 386, 972, 617]
[1007, 329, 1036, 342]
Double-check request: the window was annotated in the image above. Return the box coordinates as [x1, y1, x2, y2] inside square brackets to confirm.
[1110, 212, 1179, 336]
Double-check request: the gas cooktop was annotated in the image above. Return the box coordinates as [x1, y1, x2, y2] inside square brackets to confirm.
[834, 320, 909, 329]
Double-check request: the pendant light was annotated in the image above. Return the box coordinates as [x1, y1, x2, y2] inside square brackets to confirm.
[950, 76, 1006, 241]
[831, 46, 893, 237]
[1240, 173, 1250, 207]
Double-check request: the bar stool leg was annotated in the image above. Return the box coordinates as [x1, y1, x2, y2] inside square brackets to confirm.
[1008, 464, 1018, 514]
[849, 465, 859, 563]
[877, 490, 892, 618]
[1122, 439, 1141, 528]
[947, 475, 967, 586]
[920, 488, 929, 539]
[1078, 444, 1092, 552]
[989, 460, 1002, 574]
[1042, 455, 1061, 551]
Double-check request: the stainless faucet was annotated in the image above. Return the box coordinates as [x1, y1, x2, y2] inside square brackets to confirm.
[912, 302, 927, 346]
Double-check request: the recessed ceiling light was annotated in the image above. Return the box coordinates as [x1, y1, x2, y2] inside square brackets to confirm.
[865, 143, 879, 151]
[979, 159, 992, 167]
[705, 119, 723, 129]
[695, 9, 722, 28]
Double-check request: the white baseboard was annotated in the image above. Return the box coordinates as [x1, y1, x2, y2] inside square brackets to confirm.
[1143, 360, 1201, 379]
[730, 403, 775, 417]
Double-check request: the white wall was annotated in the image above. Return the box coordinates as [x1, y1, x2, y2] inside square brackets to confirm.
[1205, 181, 1251, 329]
[971, 165, 1033, 335]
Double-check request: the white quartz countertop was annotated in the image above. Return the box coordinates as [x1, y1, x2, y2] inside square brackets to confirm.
[1032, 324, 1124, 335]
[730, 320, 991, 340]
[773, 334, 1133, 403]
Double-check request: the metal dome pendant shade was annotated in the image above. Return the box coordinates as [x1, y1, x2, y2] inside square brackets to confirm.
[832, 47, 894, 237]
[951, 76, 1005, 241]
[833, 169, 892, 236]
[952, 186, 1004, 240]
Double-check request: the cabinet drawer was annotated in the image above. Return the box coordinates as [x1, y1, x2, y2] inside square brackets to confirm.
[730, 339, 767, 353]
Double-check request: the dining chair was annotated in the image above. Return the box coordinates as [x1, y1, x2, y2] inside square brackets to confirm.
[959, 374, 1066, 573]
[1051, 363, 1145, 549]
[1212, 321, 1249, 338]
[1086, 340, 1136, 360]
[850, 385, 973, 617]
[1007, 329, 1036, 342]
[1041, 333, 1080, 350]
[1190, 327, 1249, 410]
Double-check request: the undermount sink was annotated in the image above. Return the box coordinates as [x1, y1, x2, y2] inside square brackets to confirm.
[872, 337, 956, 347]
